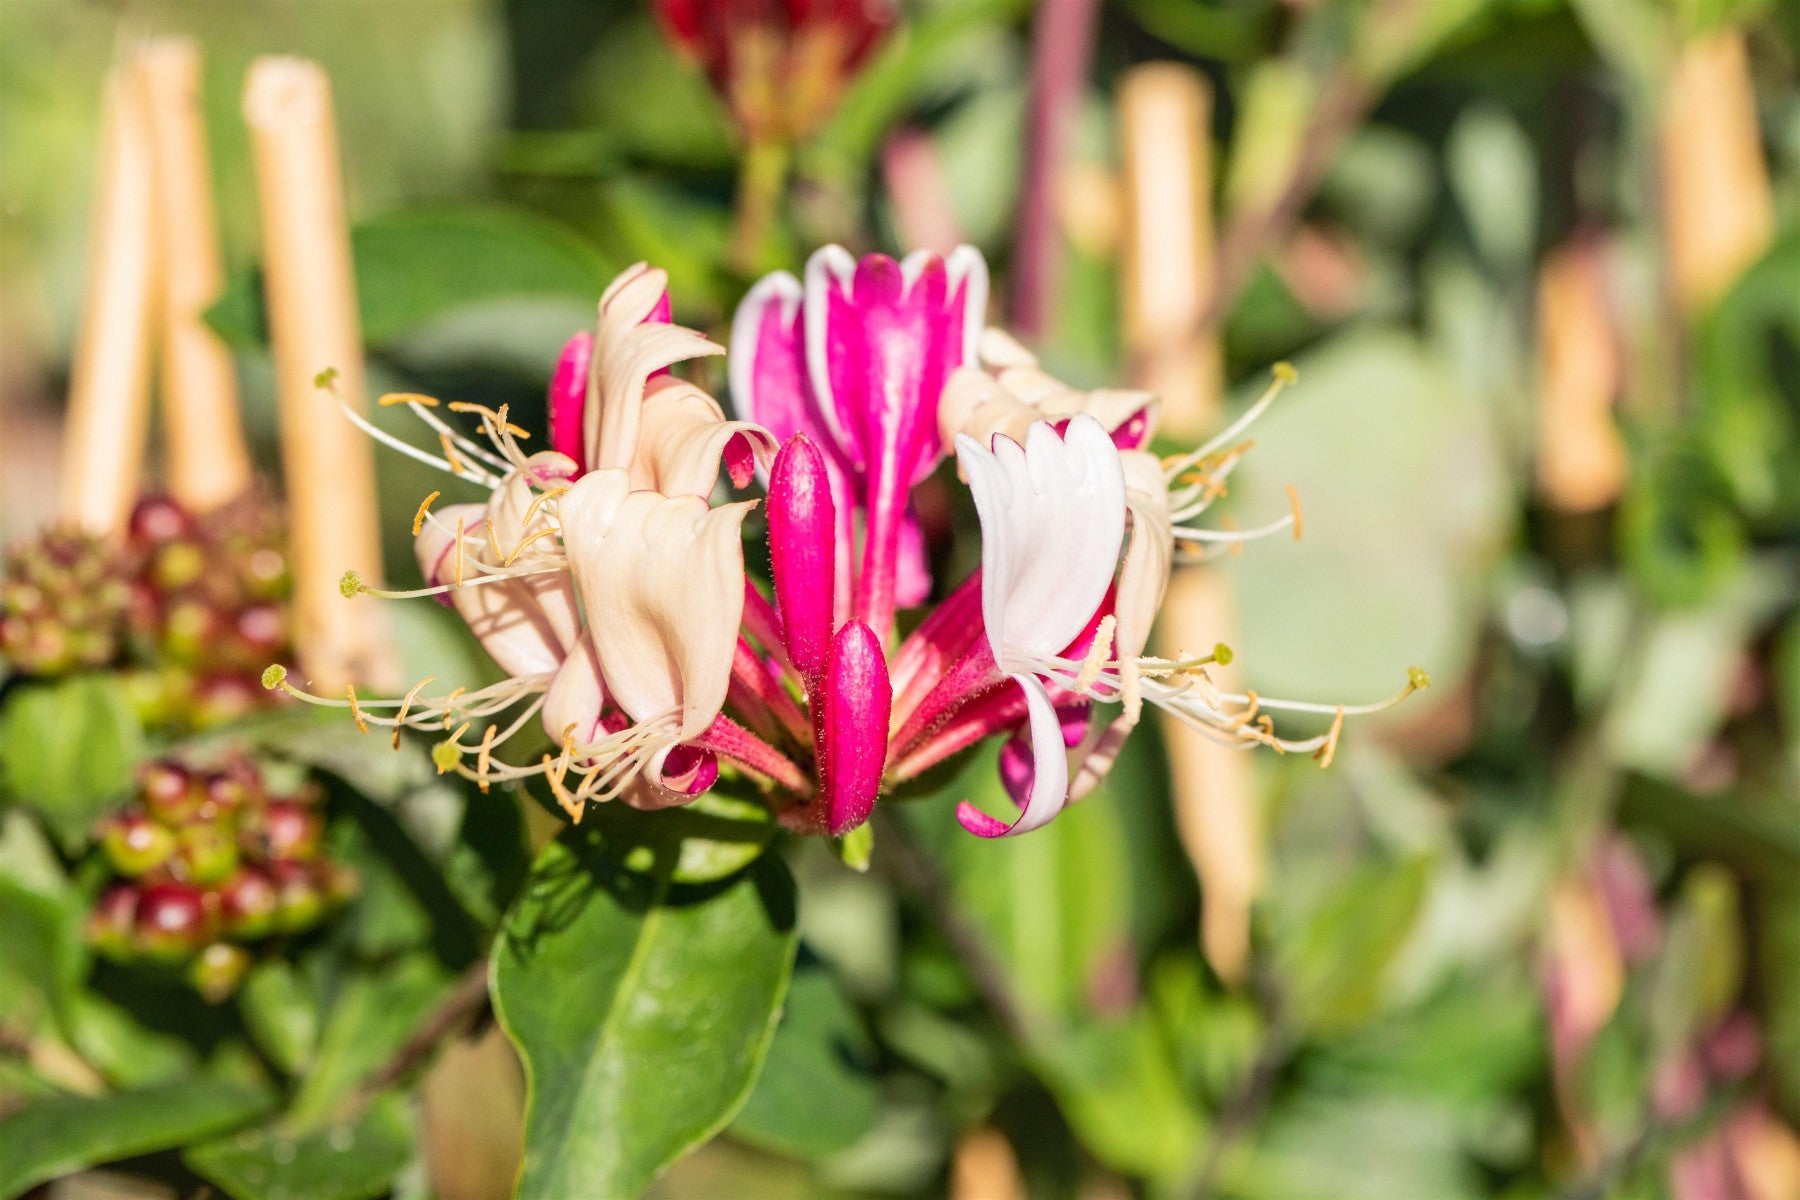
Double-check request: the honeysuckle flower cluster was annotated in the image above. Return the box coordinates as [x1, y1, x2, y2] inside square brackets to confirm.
[270, 246, 1425, 841]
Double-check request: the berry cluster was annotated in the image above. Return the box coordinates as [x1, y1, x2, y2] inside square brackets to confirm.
[0, 529, 133, 674]
[0, 491, 293, 731]
[87, 758, 356, 1002]
[122, 492, 292, 729]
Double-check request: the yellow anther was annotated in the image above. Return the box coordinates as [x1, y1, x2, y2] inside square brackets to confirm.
[1314, 705, 1346, 769]
[1272, 362, 1298, 385]
[1287, 485, 1304, 540]
[484, 517, 503, 562]
[412, 491, 441, 536]
[392, 675, 436, 750]
[439, 431, 465, 476]
[347, 685, 369, 734]
[476, 723, 499, 794]
[1075, 615, 1116, 693]
[453, 517, 466, 588]
[521, 486, 568, 530]
[442, 687, 466, 727]
[379, 392, 440, 407]
[503, 526, 559, 567]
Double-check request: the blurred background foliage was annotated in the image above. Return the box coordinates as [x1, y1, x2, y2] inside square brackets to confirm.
[6, 0, 1800, 1197]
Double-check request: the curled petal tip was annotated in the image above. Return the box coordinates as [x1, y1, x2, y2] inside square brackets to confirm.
[955, 800, 1013, 839]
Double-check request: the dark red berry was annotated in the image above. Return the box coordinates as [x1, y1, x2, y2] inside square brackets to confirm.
[135, 881, 211, 959]
[127, 496, 194, 549]
[260, 800, 323, 861]
[219, 866, 280, 939]
[269, 860, 324, 932]
[140, 761, 202, 824]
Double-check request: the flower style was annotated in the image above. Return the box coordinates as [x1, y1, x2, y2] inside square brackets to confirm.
[654, 0, 894, 143]
[275, 248, 1423, 844]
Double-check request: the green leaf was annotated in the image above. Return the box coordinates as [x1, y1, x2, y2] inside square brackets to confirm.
[0, 876, 83, 1041]
[732, 961, 880, 1160]
[493, 835, 799, 1198]
[0, 674, 145, 850]
[1276, 856, 1433, 1034]
[206, 207, 613, 350]
[185, 1094, 414, 1200]
[0, 1078, 275, 1197]
[1035, 1013, 1207, 1182]
[285, 955, 451, 1128]
[240, 961, 321, 1079]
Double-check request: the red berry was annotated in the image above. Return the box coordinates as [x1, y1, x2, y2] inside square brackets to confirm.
[219, 866, 280, 939]
[269, 860, 324, 932]
[127, 497, 194, 549]
[202, 764, 260, 817]
[135, 881, 211, 959]
[192, 674, 261, 728]
[140, 761, 202, 823]
[261, 800, 323, 861]
[100, 810, 176, 877]
[87, 884, 140, 957]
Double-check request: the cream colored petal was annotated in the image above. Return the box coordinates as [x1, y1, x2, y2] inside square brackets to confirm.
[566, 483, 754, 740]
[631, 378, 778, 497]
[414, 499, 573, 679]
[586, 263, 725, 475]
[1116, 449, 1174, 663]
[541, 630, 606, 746]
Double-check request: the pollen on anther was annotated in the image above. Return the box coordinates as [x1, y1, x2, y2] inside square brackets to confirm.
[1286, 485, 1304, 540]
[412, 491, 441, 536]
[380, 392, 440, 407]
[347, 685, 369, 734]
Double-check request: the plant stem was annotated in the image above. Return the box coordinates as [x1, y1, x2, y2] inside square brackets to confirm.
[731, 137, 791, 275]
[872, 810, 1035, 1048]
[342, 958, 492, 1117]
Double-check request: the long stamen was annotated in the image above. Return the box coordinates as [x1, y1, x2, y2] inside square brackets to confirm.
[316, 373, 498, 487]
[1162, 362, 1296, 480]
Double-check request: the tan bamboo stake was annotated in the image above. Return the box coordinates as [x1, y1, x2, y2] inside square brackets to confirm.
[949, 1128, 1023, 1200]
[1118, 63, 1218, 445]
[59, 60, 159, 536]
[421, 1026, 525, 1200]
[1662, 31, 1772, 315]
[243, 57, 396, 693]
[1117, 62, 1257, 984]
[141, 38, 251, 512]
[1536, 240, 1626, 513]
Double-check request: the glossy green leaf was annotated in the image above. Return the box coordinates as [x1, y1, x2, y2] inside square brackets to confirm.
[285, 955, 451, 1128]
[493, 835, 798, 1199]
[185, 1094, 414, 1200]
[206, 207, 612, 350]
[732, 961, 880, 1159]
[0, 674, 145, 850]
[0, 1078, 275, 1198]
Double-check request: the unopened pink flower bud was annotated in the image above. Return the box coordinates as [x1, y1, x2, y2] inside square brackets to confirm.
[768, 434, 839, 683]
[818, 619, 890, 836]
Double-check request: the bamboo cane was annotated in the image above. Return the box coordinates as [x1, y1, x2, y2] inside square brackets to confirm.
[1536, 239, 1626, 513]
[59, 60, 158, 536]
[1118, 62, 1257, 984]
[243, 57, 396, 693]
[1662, 31, 1772, 315]
[141, 38, 251, 513]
